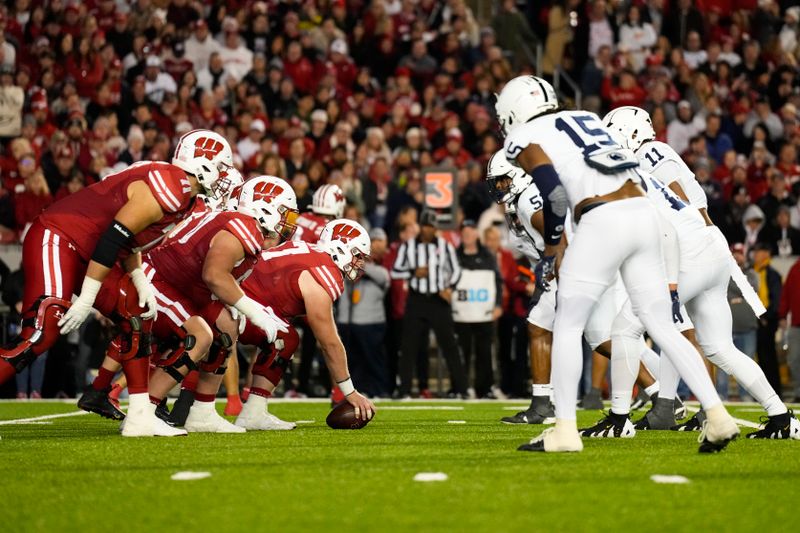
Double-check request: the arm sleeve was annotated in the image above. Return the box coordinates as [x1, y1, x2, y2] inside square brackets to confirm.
[530, 164, 568, 247]
[655, 208, 680, 285]
[391, 242, 411, 280]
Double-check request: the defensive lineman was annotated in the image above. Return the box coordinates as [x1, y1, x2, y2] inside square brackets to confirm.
[603, 107, 799, 439]
[495, 75, 738, 452]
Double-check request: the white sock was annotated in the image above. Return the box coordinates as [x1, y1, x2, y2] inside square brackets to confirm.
[644, 382, 660, 396]
[532, 383, 552, 397]
[245, 393, 267, 413]
[708, 348, 787, 417]
[127, 393, 150, 413]
[610, 332, 640, 415]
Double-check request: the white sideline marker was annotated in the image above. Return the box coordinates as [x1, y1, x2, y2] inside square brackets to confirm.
[447, 420, 466, 424]
[171, 471, 212, 481]
[650, 475, 690, 484]
[414, 472, 448, 482]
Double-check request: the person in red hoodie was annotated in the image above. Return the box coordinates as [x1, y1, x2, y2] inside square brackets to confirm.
[433, 128, 472, 168]
[283, 40, 315, 95]
[602, 69, 647, 109]
[14, 163, 53, 235]
[65, 36, 105, 99]
[327, 38, 357, 96]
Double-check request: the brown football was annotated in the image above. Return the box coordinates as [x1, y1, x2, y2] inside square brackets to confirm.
[326, 401, 370, 430]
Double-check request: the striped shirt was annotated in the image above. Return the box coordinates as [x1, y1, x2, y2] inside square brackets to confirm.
[391, 236, 461, 294]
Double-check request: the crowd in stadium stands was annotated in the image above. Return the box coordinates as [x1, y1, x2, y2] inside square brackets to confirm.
[0, 0, 799, 401]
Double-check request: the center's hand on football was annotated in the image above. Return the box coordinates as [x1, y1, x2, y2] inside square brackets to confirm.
[346, 391, 376, 421]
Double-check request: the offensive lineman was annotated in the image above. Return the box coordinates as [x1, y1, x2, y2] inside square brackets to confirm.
[0, 129, 233, 436]
[495, 75, 738, 453]
[234, 219, 377, 428]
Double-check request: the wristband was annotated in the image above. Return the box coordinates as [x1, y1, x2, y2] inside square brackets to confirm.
[78, 277, 102, 304]
[337, 377, 355, 396]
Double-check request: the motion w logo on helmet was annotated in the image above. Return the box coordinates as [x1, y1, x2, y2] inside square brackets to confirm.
[252, 181, 285, 203]
[193, 137, 225, 160]
[331, 224, 360, 243]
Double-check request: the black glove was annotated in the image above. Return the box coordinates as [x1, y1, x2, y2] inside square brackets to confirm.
[530, 255, 555, 308]
[670, 289, 683, 323]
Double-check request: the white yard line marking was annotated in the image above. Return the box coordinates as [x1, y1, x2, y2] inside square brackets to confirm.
[171, 471, 211, 481]
[447, 420, 466, 424]
[294, 420, 316, 424]
[650, 475, 690, 484]
[0, 410, 90, 425]
[379, 406, 464, 411]
[413, 472, 448, 482]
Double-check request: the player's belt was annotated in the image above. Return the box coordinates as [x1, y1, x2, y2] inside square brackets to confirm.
[574, 180, 645, 223]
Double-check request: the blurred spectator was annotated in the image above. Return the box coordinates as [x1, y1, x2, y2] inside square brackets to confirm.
[757, 171, 794, 229]
[752, 241, 783, 395]
[779, 248, 800, 403]
[704, 113, 734, 165]
[726, 243, 759, 400]
[337, 227, 391, 398]
[667, 100, 705, 155]
[491, 0, 538, 65]
[452, 220, 502, 399]
[662, 0, 704, 48]
[742, 204, 766, 255]
[184, 20, 220, 72]
[542, 0, 573, 77]
[618, 4, 657, 73]
[14, 166, 52, 232]
[759, 206, 800, 258]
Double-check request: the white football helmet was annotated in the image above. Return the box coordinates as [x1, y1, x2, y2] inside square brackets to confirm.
[231, 175, 299, 239]
[172, 129, 234, 198]
[318, 219, 371, 282]
[494, 75, 559, 136]
[486, 149, 532, 204]
[311, 184, 346, 218]
[200, 167, 244, 210]
[602, 106, 655, 152]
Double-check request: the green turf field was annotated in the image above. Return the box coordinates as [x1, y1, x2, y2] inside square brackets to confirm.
[1, 400, 798, 533]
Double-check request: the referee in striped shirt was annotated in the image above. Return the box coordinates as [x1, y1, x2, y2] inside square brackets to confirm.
[391, 211, 468, 397]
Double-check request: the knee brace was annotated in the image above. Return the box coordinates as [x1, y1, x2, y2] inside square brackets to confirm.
[1, 296, 70, 372]
[155, 327, 198, 383]
[253, 327, 299, 386]
[199, 330, 233, 375]
[109, 275, 153, 361]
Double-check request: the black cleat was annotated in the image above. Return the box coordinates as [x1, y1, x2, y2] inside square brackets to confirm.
[698, 421, 738, 453]
[579, 387, 604, 410]
[671, 410, 705, 432]
[633, 398, 676, 430]
[168, 388, 195, 427]
[517, 439, 546, 452]
[630, 389, 652, 411]
[78, 387, 126, 420]
[747, 411, 800, 440]
[502, 396, 555, 424]
[154, 398, 175, 426]
[579, 412, 636, 438]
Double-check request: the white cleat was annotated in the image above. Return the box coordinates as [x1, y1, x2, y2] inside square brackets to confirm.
[121, 394, 187, 437]
[518, 424, 584, 452]
[184, 402, 246, 433]
[235, 396, 296, 430]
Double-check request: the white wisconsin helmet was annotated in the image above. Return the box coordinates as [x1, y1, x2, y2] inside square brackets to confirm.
[201, 167, 245, 210]
[486, 149, 532, 204]
[311, 184, 346, 218]
[318, 219, 371, 282]
[494, 75, 559, 136]
[602, 106, 655, 152]
[172, 129, 234, 198]
[231, 175, 299, 239]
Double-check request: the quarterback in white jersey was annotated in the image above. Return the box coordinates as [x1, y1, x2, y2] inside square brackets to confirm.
[496, 75, 738, 453]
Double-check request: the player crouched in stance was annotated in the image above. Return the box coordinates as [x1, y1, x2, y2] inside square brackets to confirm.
[233, 219, 377, 429]
[0, 128, 231, 437]
[495, 75, 739, 453]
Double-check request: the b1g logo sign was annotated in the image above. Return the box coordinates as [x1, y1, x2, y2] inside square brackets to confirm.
[455, 288, 490, 302]
[423, 167, 458, 229]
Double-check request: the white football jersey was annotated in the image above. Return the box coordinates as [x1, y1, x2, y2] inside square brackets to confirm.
[504, 110, 642, 210]
[515, 184, 546, 259]
[636, 141, 708, 209]
[639, 172, 712, 262]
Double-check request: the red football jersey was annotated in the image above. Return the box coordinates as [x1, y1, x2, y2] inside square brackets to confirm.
[292, 212, 329, 244]
[145, 210, 264, 306]
[241, 240, 344, 319]
[38, 161, 195, 261]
